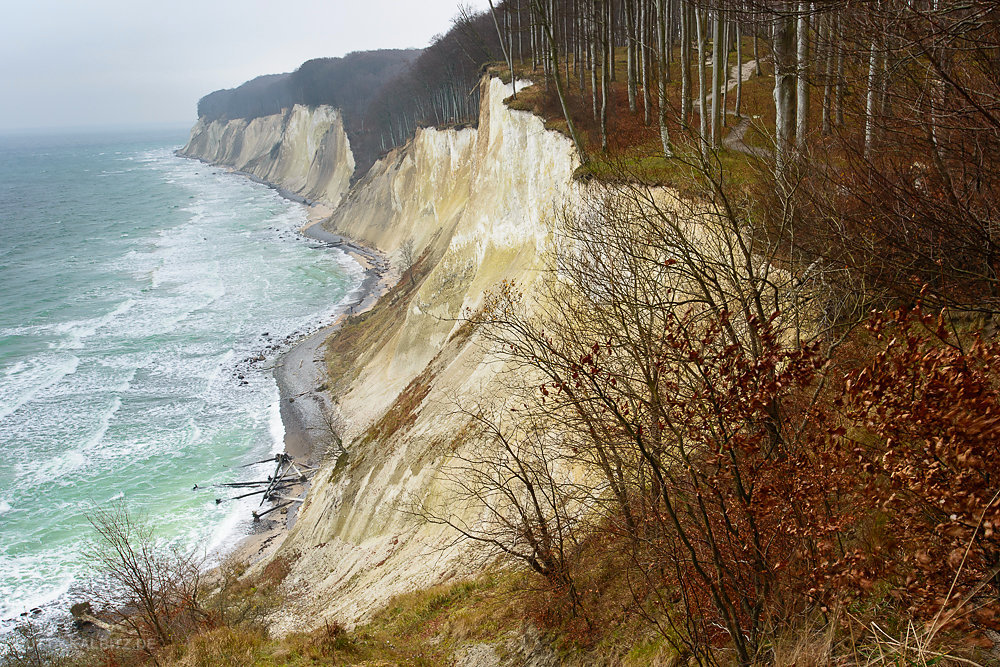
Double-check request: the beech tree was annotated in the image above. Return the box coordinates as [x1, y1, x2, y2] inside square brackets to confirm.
[449, 156, 1000, 664]
[655, 0, 673, 154]
[531, 0, 589, 159]
[389, 1, 1000, 660]
[777, 0, 1000, 316]
[772, 2, 796, 171]
[795, 0, 810, 148]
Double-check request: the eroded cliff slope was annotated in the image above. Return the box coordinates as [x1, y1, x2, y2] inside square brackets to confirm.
[179, 104, 355, 207]
[270, 77, 580, 632]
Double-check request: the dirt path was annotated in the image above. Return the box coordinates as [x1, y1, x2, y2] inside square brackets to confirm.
[692, 58, 773, 160]
[692, 59, 760, 115]
[723, 116, 772, 160]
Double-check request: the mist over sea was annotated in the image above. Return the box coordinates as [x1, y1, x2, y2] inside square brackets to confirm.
[0, 129, 359, 630]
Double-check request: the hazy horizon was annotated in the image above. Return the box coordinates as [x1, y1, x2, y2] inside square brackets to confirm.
[0, 0, 489, 132]
[0, 120, 194, 138]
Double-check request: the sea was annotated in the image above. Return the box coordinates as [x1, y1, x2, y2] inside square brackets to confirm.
[0, 127, 361, 632]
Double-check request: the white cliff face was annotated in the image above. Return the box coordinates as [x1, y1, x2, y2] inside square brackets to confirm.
[268, 77, 580, 633]
[180, 104, 355, 207]
[316, 77, 578, 447]
[324, 126, 478, 256]
[458, 78, 578, 264]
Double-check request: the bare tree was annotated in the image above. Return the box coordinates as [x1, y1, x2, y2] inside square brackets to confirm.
[656, 0, 674, 155]
[455, 139, 854, 662]
[711, 8, 724, 147]
[85, 503, 205, 655]
[0, 623, 59, 667]
[783, 0, 1000, 317]
[397, 238, 417, 286]
[795, 0, 810, 148]
[487, 0, 518, 98]
[531, 0, 590, 161]
[315, 405, 349, 459]
[695, 7, 710, 156]
[420, 401, 584, 595]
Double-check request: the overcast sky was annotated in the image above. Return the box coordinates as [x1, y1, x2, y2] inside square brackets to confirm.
[0, 0, 489, 132]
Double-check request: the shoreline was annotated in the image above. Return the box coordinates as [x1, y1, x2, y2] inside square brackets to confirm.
[0, 155, 387, 637]
[169, 151, 395, 568]
[222, 204, 394, 568]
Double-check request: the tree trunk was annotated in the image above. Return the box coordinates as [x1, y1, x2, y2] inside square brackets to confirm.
[531, 5, 538, 70]
[517, 0, 524, 64]
[696, 7, 709, 155]
[626, 0, 637, 112]
[711, 10, 723, 147]
[657, 0, 673, 155]
[487, 0, 517, 99]
[641, 0, 652, 125]
[735, 18, 743, 118]
[590, 0, 599, 120]
[721, 18, 730, 128]
[680, 0, 691, 130]
[753, 16, 762, 76]
[821, 11, 833, 135]
[773, 3, 796, 171]
[608, 0, 616, 82]
[665, 0, 673, 74]
[579, 5, 587, 92]
[601, 0, 610, 151]
[795, 1, 810, 148]
[879, 36, 890, 119]
[564, 5, 571, 89]
[864, 22, 879, 158]
[834, 12, 844, 126]
[533, 0, 589, 162]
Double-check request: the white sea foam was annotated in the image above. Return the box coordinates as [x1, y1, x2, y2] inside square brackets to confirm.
[176, 417, 203, 451]
[0, 354, 80, 422]
[4, 360, 26, 376]
[203, 499, 249, 563]
[19, 447, 87, 490]
[0, 584, 73, 634]
[53, 299, 135, 350]
[268, 392, 285, 456]
[82, 396, 122, 452]
[0, 552, 76, 633]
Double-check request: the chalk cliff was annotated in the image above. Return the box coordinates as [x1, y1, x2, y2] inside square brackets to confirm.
[179, 104, 355, 207]
[271, 77, 579, 632]
[183, 76, 580, 633]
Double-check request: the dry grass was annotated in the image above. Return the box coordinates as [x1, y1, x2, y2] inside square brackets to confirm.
[168, 568, 672, 665]
[32, 557, 989, 666]
[177, 628, 267, 667]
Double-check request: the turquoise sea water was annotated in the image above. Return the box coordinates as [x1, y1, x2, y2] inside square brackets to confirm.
[0, 129, 359, 629]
